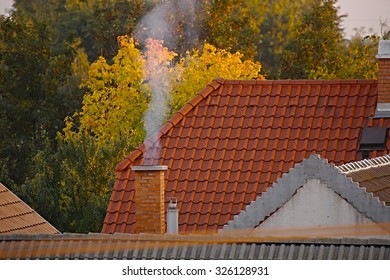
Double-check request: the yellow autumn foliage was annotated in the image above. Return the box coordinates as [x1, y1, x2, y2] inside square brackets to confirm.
[170, 43, 265, 114]
[61, 37, 265, 146]
[62, 36, 147, 146]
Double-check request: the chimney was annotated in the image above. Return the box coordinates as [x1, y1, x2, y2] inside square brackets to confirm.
[167, 198, 179, 234]
[131, 165, 167, 234]
[375, 40, 390, 117]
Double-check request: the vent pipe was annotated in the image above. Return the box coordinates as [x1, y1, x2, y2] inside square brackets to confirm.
[167, 198, 178, 234]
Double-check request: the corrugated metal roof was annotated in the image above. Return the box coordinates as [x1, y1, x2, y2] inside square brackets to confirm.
[0, 233, 389, 260]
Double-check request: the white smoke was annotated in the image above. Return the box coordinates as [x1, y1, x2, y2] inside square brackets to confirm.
[135, 0, 198, 164]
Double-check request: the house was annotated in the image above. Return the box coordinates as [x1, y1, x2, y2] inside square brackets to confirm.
[0, 183, 60, 234]
[224, 154, 390, 237]
[102, 40, 390, 234]
[1, 233, 389, 260]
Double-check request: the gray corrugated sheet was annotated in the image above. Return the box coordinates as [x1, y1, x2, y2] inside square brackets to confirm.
[0, 233, 389, 260]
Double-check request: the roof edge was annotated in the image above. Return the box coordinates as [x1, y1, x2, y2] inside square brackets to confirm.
[337, 154, 390, 174]
[0, 183, 61, 235]
[115, 78, 225, 171]
[2, 232, 389, 246]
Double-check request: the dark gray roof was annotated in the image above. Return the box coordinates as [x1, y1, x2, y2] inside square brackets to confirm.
[0, 233, 389, 260]
[337, 154, 390, 206]
[223, 155, 390, 231]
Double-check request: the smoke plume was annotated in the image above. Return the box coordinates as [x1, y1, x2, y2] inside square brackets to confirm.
[135, 0, 198, 164]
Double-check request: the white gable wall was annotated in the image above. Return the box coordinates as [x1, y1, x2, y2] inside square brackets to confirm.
[256, 179, 385, 237]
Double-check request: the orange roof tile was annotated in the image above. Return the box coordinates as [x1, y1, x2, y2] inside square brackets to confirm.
[0, 183, 60, 234]
[102, 78, 390, 234]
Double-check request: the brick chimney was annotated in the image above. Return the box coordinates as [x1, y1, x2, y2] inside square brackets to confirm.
[375, 40, 390, 117]
[131, 165, 167, 234]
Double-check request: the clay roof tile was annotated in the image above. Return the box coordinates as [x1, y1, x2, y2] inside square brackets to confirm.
[103, 79, 390, 234]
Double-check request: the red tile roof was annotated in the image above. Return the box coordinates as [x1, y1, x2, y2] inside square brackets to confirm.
[0, 183, 60, 234]
[102, 78, 390, 234]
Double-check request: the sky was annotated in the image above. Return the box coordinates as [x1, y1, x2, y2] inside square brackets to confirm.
[0, 0, 389, 39]
[337, 0, 390, 37]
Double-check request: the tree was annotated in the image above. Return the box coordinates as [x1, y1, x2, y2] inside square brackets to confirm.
[135, 0, 204, 57]
[18, 135, 128, 233]
[256, 0, 315, 78]
[81, 0, 150, 61]
[21, 36, 150, 232]
[280, 0, 344, 79]
[309, 35, 379, 80]
[279, 0, 380, 80]
[202, 0, 267, 59]
[63, 36, 147, 147]
[170, 43, 265, 114]
[14, 0, 152, 62]
[0, 15, 77, 185]
[19, 36, 144, 232]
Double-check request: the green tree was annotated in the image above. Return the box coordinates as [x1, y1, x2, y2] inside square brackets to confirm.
[202, 0, 267, 59]
[19, 135, 129, 233]
[0, 15, 77, 185]
[81, 0, 150, 61]
[257, 0, 314, 78]
[14, 0, 152, 62]
[279, 0, 380, 80]
[18, 36, 142, 232]
[21, 36, 148, 232]
[280, 0, 344, 79]
[309, 35, 379, 80]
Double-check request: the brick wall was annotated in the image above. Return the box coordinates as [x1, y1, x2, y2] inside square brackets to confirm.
[378, 58, 390, 103]
[132, 166, 167, 234]
[377, 40, 390, 104]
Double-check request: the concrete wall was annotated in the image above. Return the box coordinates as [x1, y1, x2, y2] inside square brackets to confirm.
[257, 179, 385, 237]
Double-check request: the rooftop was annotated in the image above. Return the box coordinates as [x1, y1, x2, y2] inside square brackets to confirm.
[338, 154, 390, 206]
[1, 233, 389, 260]
[0, 183, 60, 234]
[103, 78, 390, 233]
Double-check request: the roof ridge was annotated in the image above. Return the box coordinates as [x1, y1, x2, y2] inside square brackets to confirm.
[116, 78, 225, 171]
[222, 79, 377, 85]
[337, 154, 390, 174]
[223, 154, 390, 231]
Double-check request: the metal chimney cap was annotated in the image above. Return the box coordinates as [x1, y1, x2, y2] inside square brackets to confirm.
[168, 198, 178, 208]
[377, 40, 390, 59]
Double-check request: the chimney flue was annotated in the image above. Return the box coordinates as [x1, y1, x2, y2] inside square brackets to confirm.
[131, 165, 167, 234]
[375, 40, 390, 117]
[167, 198, 179, 234]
